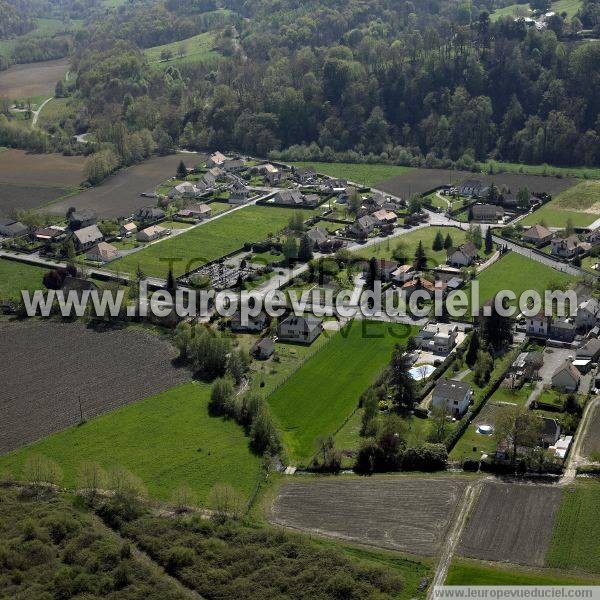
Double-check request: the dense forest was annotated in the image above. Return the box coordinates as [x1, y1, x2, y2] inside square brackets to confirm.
[3, 0, 600, 171]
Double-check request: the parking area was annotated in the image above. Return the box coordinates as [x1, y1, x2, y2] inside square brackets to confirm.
[414, 331, 467, 366]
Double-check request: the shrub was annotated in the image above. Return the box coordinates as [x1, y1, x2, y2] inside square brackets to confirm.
[165, 546, 195, 575]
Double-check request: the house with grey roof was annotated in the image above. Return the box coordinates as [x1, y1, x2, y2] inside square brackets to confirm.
[431, 379, 473, 418]
[277, 315, 322, 344]
[73, 225, 103, 251]
[576, 298, 600, 331]
[0, 219, 27, 238]
[471, 203, 504, 222]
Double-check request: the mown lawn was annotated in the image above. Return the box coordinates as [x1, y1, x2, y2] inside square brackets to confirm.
[467, 252, 575, 309]
[267, 320, 416, 464]
[288, 161, 413, 187]
[546, 480, 600, 574]
[0, 258, 47, 300]
[0, 382, 262, 504]
[109, 205, 311, 277]
[353, 226, 468, 268]
[447, 558, 600, 585]
[521, 181, 600, 228]
[144, 30, 219, 67]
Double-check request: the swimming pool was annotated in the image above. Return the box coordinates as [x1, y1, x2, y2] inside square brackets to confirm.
[408, 364, 436, 381]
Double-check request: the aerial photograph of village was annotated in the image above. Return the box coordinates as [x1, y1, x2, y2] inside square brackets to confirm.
[1, 0, 600, 597]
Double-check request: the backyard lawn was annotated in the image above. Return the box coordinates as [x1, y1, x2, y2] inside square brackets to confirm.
[546, 479, 600, 574]
[288, 162, 413, 188]
[521, 181, 600, 228]
[0, 382, 262, 504]
[109, 205, 312, 277]
[353, 226, 468, 268]
[0, 258, 47, 300]
[267, 320, 416, 464]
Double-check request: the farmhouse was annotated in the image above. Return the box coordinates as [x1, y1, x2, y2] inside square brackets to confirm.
[447, 242, 479, 267]
[68, 209, 97, 229]
[278, 315, 323, 344]
[121, 222, 137, 236]
[551, 360, 581, 392]
[431, 379, 473, 418]
[177, 203, 212, 220]
[523, 224, 553, 246]
[85, 241, 119, 263]
[576, 298, 600, 331]
[137, 225, 168, 242]
[135, 207, 165, 223]
[416, 322, 458, 353]
[253, 338, 275, 360]
[471, 204, 504, 222]
[73, 225, 103, 251]
[0, 219, 27, 238]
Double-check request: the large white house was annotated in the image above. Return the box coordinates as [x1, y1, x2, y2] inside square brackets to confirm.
[431, 379, 473, 418]
[416, 322, 458, 354]
[277, 315, 322, 344]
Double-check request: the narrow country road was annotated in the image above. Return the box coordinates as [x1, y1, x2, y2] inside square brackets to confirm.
[31, 97, 52, 129]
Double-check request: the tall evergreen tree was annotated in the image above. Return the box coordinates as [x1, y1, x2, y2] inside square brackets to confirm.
[485, 226, 493, 254]
[432, 230, 444, 251]
[444, 232, 454, 249]
[465, 331, 480, 367]
[176, 160, 187, 179]
[389, 345, 417, 410]
[298, 233, 313, 262]
[414, 240, 427, 270]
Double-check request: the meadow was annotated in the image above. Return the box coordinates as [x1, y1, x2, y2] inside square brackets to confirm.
[546, 480, 600, 574]
[288, 161, 413, 187]
[490, 0, 582, 21]
[353, 226, 468, 268]
[110, 205, 311, 277]
[0, 17, 83, 56]
[521, 181, 600, 228]
[267, 320, 416, 464]
[0, 258, 46, 300]
[0, 382, 262, 504]
[478, 159, 600, 179]
[144, 31, 219, 68]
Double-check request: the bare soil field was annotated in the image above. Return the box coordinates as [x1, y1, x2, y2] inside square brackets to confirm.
[0, 58, 70, 99]
[377, 169, 577, 199]
[0, 149, 86, 216]
[581, 402, 600, 460]
[44, 153, 204, 219]
[269, 476, 468, 556]
[0, 320, 191, 454]
[458, 482, 563, 566]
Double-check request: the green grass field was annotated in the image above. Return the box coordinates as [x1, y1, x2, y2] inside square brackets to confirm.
[479, 160, 600, 179]
[546, 480, 600, 574]
[267, 320, 416, 464]
[447, 559, 600, 585]
[522, 181, 600, 228]
[0, 258, 47, 301]
[490, 0, 582, 21]
[0, 382, 262, 504]
[144, 31, 219, 68]
[353, 226, 468, 268]
[467, 252, 575, 309]
[288, 162, 413, 188]
[110, 205, 312, 278]
[0, 18, 83, 56]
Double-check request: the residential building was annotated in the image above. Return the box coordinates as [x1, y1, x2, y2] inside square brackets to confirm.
[0, 219, 27, 238]
[576, 338, 600, 362]
[231, 312, 268, 333]
[168, 181, 203, 199]
[135, 207, 165, 223]
[551, 360, 581, 392]
[291, 166, 316, 184]
[523, 224, 553, 246]
[401, 276, 446, 300]
[306, 226, 329, 249]
[586, 229, 600, 245]
[273, 189, 305, 206]
[540, 417, 562, 447]
[137, 225, 167, 242]
[509, 351, 544, 384]
[278, 315, 323, 344]
[303, 193, 321, 207]
[177, 203, 212, 220]
[459, 180, 488, 197]
[550, 318, 577, 342]
[576, 298, 600, 331]
[206, 151, 227, 168]
[73, 225, 103, 251]
[551, 235, 581, 258]
[431, 379, 473, 418]
[228, 181, 250, 204]
[68, 209, 97, 229]
[34, 226, 65, 242]
[252, 338, 275, 360]
[416, 322, 458, 354]
[525, 311, 551, 337]
[372, 209, 398, 226]
[85, 242, 119, 263]
[223, 157, 245, 171]
[120, 222, 138, 236]
[391, 264, 415, 285]
[471, 203, 504, 221]
[447, 242, 479, 267]
[362, 259, 398, 282]
[351, 215, 376, 238]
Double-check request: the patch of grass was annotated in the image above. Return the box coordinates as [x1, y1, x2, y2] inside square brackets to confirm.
[353, 226, 468, 268]
[288, 161, 413, 187]
[0, 382, 262, 504]
[447, 558, 600, 585]
[547, 480, 600, 574]
[490, 0, 582, 22]
[110, 205, 313, 278]
[0, 258, 46, 300]
[467, 252, 575, 309]
[0, 17, 84, 56]
[145, 31, 219, 68]
[37, 96, 77, 131]
[267, 320, 416, 464]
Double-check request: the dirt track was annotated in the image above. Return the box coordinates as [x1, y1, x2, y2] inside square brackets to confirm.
[269, 476, 468, 556]
[44, 153, 205, 219]
[457, 481, 562, 566]
[0, 58, 69, 99]
[0, 321, 191, 453]
[377, 169, 577, 199]
[581, 400, 600, 461]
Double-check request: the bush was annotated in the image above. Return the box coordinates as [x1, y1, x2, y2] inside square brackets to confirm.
[165, 546, 195, 575]
[401, 443, 448, 471]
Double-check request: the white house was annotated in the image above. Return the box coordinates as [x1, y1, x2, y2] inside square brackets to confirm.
[525, 311, 551, 337]
[431, 379, 473, 418]
[576, 298, 600, 331]
[231, 312, 268, 333]
[137, 225, 167, 242]
[277, 315, 322, 344]
[416, 322, 458, 354]
[447, 242, 479, 267]
[551, 360, 581, 392]
[73, 225, 103, 251]
[121, 222, 138, 237]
